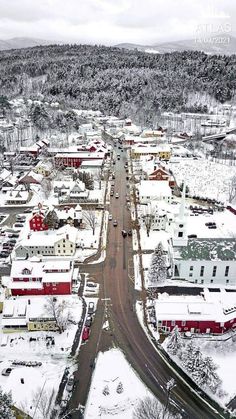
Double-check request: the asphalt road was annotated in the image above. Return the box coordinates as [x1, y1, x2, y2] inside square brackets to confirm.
[69, 150, 229, 419]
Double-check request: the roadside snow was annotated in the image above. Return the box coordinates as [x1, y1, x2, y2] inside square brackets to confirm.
[84, 348, 153, 419]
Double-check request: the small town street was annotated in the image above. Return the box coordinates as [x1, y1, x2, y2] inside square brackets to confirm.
[68, 150, 229, 419]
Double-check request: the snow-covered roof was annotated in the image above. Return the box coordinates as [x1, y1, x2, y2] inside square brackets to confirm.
[155, 288, 236, 323]
[132, 144, 171, 153]
[55, 152, 104, 159]
[80, 159, 104, 167]
[176, 238, 236, 261]
[138, 180, 172, 197]
[16, 224, 78, 248]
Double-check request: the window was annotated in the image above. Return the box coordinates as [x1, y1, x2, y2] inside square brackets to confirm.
[58, 250, 60, 253]
[210, 279, 213, 283]
[181, 321, 186, 326]
[178, 231, 183, 237]
[189, 273, 193, 277]
[200, 266, 204, 277]
[171, 320, 175, 326]
[189, 266, 193, 271]
[212, 266, 217, 277]
[179, 224, 183, 228]
[226, 279, 229, 284]
[225, 266, 229, 277]
[201, 279, 204, 284]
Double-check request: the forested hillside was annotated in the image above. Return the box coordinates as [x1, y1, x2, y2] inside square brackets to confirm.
[0, 44, 235, 124]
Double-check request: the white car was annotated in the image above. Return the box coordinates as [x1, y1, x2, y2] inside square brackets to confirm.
[108, 214, 113, 220]
[115, 193, 119, 199]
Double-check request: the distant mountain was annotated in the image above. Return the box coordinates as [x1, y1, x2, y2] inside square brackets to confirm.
[0, 37, 55, 51]
[116, 34, 236, 55]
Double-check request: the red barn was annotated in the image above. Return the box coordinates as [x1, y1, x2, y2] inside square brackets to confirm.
[8, 259, 73, 296]
[155, 289, 236, 335]
[29, 212, 48, 231]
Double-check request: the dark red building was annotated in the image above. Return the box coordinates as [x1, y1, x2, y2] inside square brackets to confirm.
[29, 212, 48, 231]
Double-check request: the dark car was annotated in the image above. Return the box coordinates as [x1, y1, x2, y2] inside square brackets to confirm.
[0, 252, 9, 258]
[85, 316, 93, 327]
[122, 230, 127, 237]
[128, 230, 132, 236]
[1, 368, 13, 376]
[14, 223, 23, 228]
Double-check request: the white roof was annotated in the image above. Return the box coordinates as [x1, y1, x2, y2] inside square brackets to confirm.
[80, 159, 103, 167]
[17, 224, 78, 248]
[138, 180, 171, 197]
[132, 144, 171, 153]
[155, 289, 236, 323]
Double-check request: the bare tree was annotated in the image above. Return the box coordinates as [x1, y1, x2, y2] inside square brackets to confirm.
[142, 205, 155, 237]
[228, 175, 236, 203]
[83, 210, 97, 235]
[133, 396, 178, 419]
[44, 297, 72, 333]
[31, 386, 56, 419]
[93, 169, 102, 190]
[41, 177, 53, 199]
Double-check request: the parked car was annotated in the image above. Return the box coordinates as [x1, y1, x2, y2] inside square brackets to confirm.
[66, 375, 74, 392]
[108, 214, 113, 221]
[1, 368, 13, 376]
[85, 316, 93, 327]
[113, 220, 118, 227]
[188, 234, 197, 238]
[88, 302, 95, 314]
[110, 190, 114, 196]
[24, 209, 31, 213]
[0, 252, 9, 258]
[121, 230, 127, 237]
[14, 223, 23, 228]
[128, 230, 132, 236]
[82, 326, 90, 341]
[115, 193, 119, 198]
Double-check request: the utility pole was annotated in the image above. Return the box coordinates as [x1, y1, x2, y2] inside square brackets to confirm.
[162, 378, 176, 419]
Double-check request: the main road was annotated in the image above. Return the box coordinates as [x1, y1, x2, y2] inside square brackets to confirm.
[69, 149, 228, 419]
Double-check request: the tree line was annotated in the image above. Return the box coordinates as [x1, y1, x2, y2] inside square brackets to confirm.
[0, 44, 235, 125]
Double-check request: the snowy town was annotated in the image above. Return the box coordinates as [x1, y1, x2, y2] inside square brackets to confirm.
[0, 92, 235, 419]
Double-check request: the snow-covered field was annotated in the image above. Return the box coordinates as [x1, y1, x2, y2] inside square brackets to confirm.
[84, 348, 153, 419]
[169, 158, 236, 203]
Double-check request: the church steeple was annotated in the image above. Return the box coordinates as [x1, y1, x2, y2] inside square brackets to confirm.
[172, 182, 188, 247]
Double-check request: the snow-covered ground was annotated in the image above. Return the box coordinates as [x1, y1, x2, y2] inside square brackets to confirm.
[84, 348, 153, 419]
[0, 295, 83, 418]
[169, 158, 236, 203]
[162, 332, 236, 408]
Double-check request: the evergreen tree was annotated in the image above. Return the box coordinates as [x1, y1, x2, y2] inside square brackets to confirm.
[0, 387, 15, 418]
[166, 326, 182, 355]
[44, 209, 59, 230]
[148, 242, 167, 287]
[196, 356, 222, 394]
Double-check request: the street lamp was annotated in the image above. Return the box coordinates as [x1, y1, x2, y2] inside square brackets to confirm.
[162, 378, 176, 419]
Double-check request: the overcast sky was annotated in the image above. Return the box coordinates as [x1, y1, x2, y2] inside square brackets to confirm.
[0, 0, 235, 45]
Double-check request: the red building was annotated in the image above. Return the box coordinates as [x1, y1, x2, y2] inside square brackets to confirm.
[148, 166, 176, 188]
[8, 259, 73, 296]
[54, 152, 105, 168]
[29, 212, 48, 231]
[155, 289, 236, 335]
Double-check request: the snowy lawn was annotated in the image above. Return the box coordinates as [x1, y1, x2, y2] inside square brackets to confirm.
[84, 348, 153, 419]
